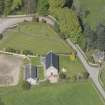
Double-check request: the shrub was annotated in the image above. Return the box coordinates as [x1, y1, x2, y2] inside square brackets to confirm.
[23, 50, 33, 55]
[21, 81, 31, 90]
[0, 34, 3, 40]
[72, 75, 77, 81]
[15, 49, 21, 54]
[83, 71, 89, 79]
[32, 16, 39, 22]
[59, 72, 67, 79]
[41, 19, 46, 23]
[37, 0, 49, 16]
[73, 73, 83, 81]
[5, 48, 20, 53]
[5, 48, 16, 53]
[24, 20, 28, 22]
[60, 33, 67, 40]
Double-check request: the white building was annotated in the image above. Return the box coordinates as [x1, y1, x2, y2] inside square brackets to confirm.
[45, 52, 59, 83]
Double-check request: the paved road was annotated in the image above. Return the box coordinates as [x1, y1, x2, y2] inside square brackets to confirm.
[66, 39, 105, 100]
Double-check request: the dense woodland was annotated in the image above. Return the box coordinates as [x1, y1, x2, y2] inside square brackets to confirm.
[0, 0, 105, 52]
[0, 0, 37, 15]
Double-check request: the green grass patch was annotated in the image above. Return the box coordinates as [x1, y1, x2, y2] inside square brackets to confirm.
[0, 22, 71, 54]
[0, 80, 104, 105]
[100, 67, 105, 90]
[38, 67, 44, 80]
[30, 57, 41, 65]
[60, 56, 85, 77]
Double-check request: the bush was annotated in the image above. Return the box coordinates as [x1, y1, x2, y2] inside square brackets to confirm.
[15, 49, 21, 54]
[42, 19, 46, 23]
[73, 73, 83, 81]
[32, 16, 39, 22]
[23, 50, 33, 55]
[21, 81, 31, 90]
[37, 0, 49, 16]
[0, 34, 3, 40]
[59, 72, 67, 79]
[5, 48, 20, 53]
[72, 75, 77, 81]
[5, 48, 16, 53]
[83, 71, 89, 79]
[60, 33, 67, 40]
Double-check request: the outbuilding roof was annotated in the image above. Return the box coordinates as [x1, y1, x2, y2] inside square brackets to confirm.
[45, 52, 59, 70]
[25, 64, 30, 80]
[31, 66, 37, 79]
[24, 64, 37, 80]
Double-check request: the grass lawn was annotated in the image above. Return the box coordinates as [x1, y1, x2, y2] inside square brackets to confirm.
[38, 67, 45, 80]
[30, 57, 41, 65]
[60, 56, 85, 77]
[0, 22, 71, 54]
[78, 0, 105, 29]
[0, 80, 104, 105]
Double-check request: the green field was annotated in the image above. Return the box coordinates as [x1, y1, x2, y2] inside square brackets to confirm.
[0, 22, 71, 54]
[78, 0, 105, 29]
[0, 80, 104, 105]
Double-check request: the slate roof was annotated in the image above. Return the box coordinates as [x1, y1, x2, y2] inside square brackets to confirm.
[31, 66, 37, 79]
[45, 52, 59, 70]
[25, 64, 30, 80]
[24, 64, 37, 80]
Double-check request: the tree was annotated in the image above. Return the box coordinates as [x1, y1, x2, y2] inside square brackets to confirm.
[84, 23, 96, 49]
[11, 0, 22, 11]
[0, 0, 4, 15]
[96, 23, 105, 51]
[48, 0, 65, 15]
[23, 50, 33, 55]
[59, 72, 67, 79]
[48, 0, 81, 42]
[56, 8, 81, 42]
[64, 0, 73, 8]
[37, 0, 49, 16]
[24, 0, 36, 14]
[49, 0, 65, 8]
[21, 81, 31, 90]
[83, 71, 89, 79]
[4, 0, 13, 15]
